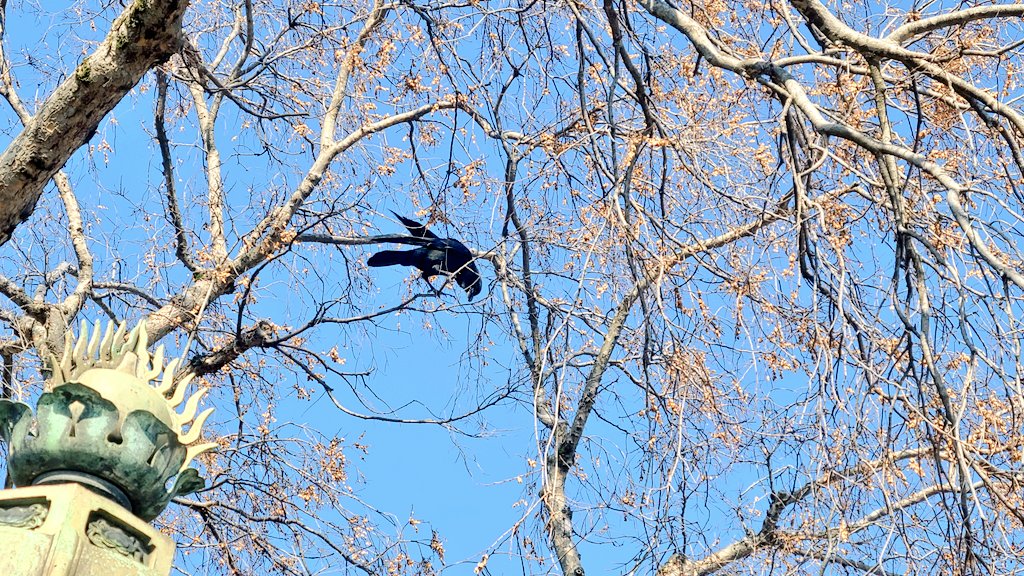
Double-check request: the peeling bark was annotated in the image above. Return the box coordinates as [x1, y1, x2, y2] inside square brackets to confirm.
[0, 0, 190, 246]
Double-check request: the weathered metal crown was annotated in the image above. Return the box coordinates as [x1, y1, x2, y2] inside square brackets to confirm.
[47, 319, 217, 472]
[0, 319, 218, 520]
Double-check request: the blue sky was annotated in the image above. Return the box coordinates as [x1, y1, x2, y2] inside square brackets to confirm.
[2, 0, 995, 574]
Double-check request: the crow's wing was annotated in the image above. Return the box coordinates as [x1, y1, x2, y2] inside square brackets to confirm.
[437, 239, 482, 299]
[390, 211, 439, 240]
[455, 261, 482, 300]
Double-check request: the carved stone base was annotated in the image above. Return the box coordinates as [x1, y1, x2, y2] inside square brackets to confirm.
[0, 483, 174, 576]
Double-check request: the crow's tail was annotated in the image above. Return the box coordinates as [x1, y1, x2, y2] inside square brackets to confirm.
[368, 250, 418, 267]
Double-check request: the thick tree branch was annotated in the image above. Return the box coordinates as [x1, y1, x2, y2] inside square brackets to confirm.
[182, 320, 274, 379]
[185, 47, 229, 260]
[888, 4, 1024, 43]
[53, 173, 93, 321]
[321, 0, 389, 148]
[0, 0, 191, 246]
[294, 233, 434, 247]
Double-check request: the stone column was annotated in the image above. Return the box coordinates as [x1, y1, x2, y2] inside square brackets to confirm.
[0, 320, 216, 576]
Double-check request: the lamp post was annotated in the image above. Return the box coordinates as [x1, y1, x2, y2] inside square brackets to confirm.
[0, 320, 215, 576]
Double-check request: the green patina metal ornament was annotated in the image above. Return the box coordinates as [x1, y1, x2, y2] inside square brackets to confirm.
[0, 320, 217, 521]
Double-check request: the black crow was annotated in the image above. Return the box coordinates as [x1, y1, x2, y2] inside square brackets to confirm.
[368, 211, 482, 300]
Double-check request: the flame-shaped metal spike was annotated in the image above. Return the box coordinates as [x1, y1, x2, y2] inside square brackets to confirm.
[122, 325, 140, 358]
[177, 387, 209, 425]
[142, 345, 164, 381]
[157, 358, 180, 395]
[179, 407, 214, 445]
[59, 330, 73, 376]
[72, 320, 89, 364]
[99, 321, 115, 364]
[133, 323, 150, 379]
[115, 352, 138, 375]
[167, 372, 195, 408]
[86, 320, 102, 360]
[112, 322, 127, 356]
[180, 442, 218, 473]
[47, 353, 65, 387]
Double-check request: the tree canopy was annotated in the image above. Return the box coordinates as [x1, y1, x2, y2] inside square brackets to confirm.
[3, 0, 1024, 574]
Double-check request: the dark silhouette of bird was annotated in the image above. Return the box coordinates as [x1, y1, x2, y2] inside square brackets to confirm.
[368, 211, 482, 300]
